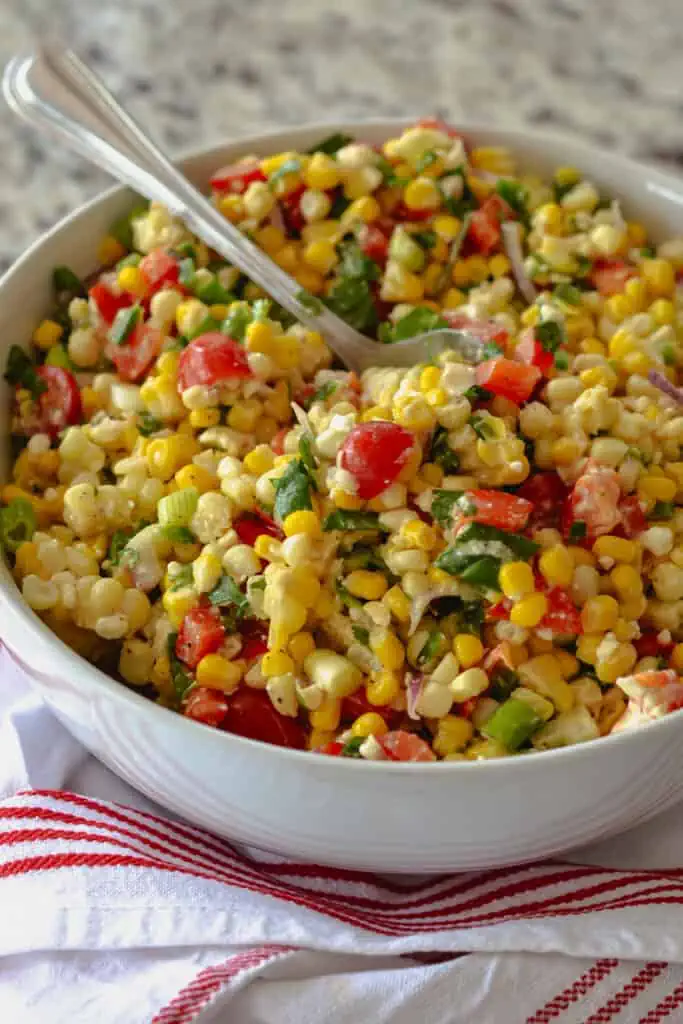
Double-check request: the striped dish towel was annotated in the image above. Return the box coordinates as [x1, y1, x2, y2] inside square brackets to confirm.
[3, 653, 683, 1024]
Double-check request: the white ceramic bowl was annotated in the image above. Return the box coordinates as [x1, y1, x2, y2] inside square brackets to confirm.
[3, 120, 683, 873]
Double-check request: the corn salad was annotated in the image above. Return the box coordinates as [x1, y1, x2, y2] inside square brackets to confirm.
[4, 119, 683, 762]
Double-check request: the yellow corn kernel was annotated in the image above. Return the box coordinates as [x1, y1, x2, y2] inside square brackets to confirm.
[499, 562, 535, 600]
[638, 474, 677, 502]
[287, 567, 321, 608]
[304, 151, 341, 190]
[443, 287, 466, 309]
[518, 654, 574, 712]
[32, 319, 63, 350]
[14, 541, 43, 578]
[425, 386, 448, 408]
[208, 304, 229, 321]
[96, 234, 126, 265]
[596, 643, 638, 684]
[244, 319, 275, 355]
[188, 408, 220, 430]
[642, 258, 676, 297]
[649, 298, 676, 326]
[420, 463, 443, 487]
[253, 534, 281, 561]
[621, 350, 651, 376]
[332, 488, 363, 510]
[345, 196, 381, 224]
[488, 253, 511, 278]
[272, 244, 299, 273]
[510, 592, 548, 628]
[254, 224, 286, 253]
[556, 650, 579, 678]
[400, 519, 437, 551]
[289, 631, 315, 663]
[243, 446, 275, 476]
[671, 643, 683, 673]
[432, 214, 462, 240]
[432, 715, 474, 757]
[453, 634, 484, 669]
[554, 166, 581, 188]
[174, 463, 218, 494]
[283, 509, 322, 538]
[551, 438, 583, 466]
[403, 176, 441, 211]
[309, 697, 341, 731]
[366, 671, 401, 706]
[155, 351, 178, 378]
[581, 594, 619, 633]
[361, 405, 390, 423]
[580, 337, 606, 356]
[196, 654, 242, 692]
[350, 712, 389, 739]
[538, 544, 574, 588]
[370, 629, 405, 671]
[419, 366, 441, 393]
[383, 585, 411, 623]
[608, 329, 637, 360]
[218, 193, 244, 221]
[117, 265, 148, 298]
[261, 650, 295, 678]
[346, 570, 388, 601]
[466, 255, 490, 284]
[625, 221, 647, 246]
[293, 266, 325, 295]
[593, 535, 636, 562]
[162, 588, 197, 629]
[227, 401, 262, 433]
[471, 146, 515, 175]
[303, 239, 338, 275]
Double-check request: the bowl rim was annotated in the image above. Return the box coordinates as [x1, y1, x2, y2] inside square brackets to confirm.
[3, 115, 683, 774]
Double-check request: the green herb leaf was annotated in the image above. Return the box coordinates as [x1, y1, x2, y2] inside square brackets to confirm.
[429, 425, 460, 473]
[340, 736, 364, 757]
[268, 158, 302, 190]
[384, 307, 448, 344]
[5, 346, 47, 400]
[553, 180, 576, 202]
[553, 282, 582, 306]
[495, 179, 529, 220]
[336, 580, 362, 609]
[109, 304, 141, 345]
[52, 265, 85, 297]
[415, 150, 439, 173]
[481, 341, 504, 359]
[662, 344, 677, 367]
[167, 631, 194, 704]
[138, 412, 163, 436]
[652, 501, 675, 519]
[186, 315, 222, 342]
[536, 320, 565, 353]
[324, 241, 380, 334]
[307, 133, 354, 156]
[108, 530, 132, 566]
[0, 498, 37, 553]
[431, 489, 463, 527]
[489, 666, 520, 702]
[195, 277, 234, 306]
[376, 155, 410, 188]
[329, 192, 351, 219]
[453, 521, 540, 559]
[208, 574, 250, 617]
[177, 257, 197, 289]
[464, 384, 492, 403]
[298, 434, 318, 482]
[352, 625, 370, 646]
[303, 380, 338, 409]
[569, 520, 587, 540]
[295, 288, 324, 315]
[413, 229, 438, 250]
[554, 351, 569, 370]
[169, 564, 194, 591]
[417, 629, 447, 667]
[322, 509, 383, 532]
[274, 459, 313, 521]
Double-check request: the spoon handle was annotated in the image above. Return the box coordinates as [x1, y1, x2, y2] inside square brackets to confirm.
[3, 47, 373, 371]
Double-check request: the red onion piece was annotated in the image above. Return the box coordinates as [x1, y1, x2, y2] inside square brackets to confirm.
[405, 671, 425, 720]
[648, 370, 683, 407]
[502, 222, 537, 304]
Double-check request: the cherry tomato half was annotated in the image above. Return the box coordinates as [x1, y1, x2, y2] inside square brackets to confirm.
[184, 687, 229, 728]
[538, 587, 582, 636]
[35, 366, 82, 436]
[176, 605, 225, 670]
[565, 465, 621, 540]
[109, 322, 164, 383]
[517, 472, 568, 530]
[177, 333, 251, 390]
[238, 619, 269, 661]
[513, 327, 555, 376]
[139, 249, 180, 294]
[222, 689, 306, 749]
[210, 158, 266, 193]
[339, 421, 415, 500]
[475, 357, 541, 405]
[589, 259, 636, 297]
[358, 224, 390, 265]
[466, 195, 515, 255]
[455, 489, 533, 532]
[379, 730, 436, 762]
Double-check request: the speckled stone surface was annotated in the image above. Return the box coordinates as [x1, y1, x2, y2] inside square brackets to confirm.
[1, 0, 682, 272]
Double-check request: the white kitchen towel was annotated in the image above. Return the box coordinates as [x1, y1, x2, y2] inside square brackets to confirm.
[3, 649, 683, 1024]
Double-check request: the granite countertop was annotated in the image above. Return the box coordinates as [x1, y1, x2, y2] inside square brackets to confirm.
[0, 0, 682, 272]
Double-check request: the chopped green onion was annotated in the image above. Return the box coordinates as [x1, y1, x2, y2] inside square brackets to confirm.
[352, 625, 370, 646]
[569, 520, 587, 540]
[195, 277, 234, 305]
[109, 305, 141, 346]
[553, 282, 582, 306]
[340, 736, 364, 757]
[157, 487, 199, 528]
[138, 412, 163, 436]
[429, 425, 460, 473]
[221, 302, 252, 342]
[306, 133, 353, 156]
[45, 345, 72, 369]
[554, 351, 569, 370]
[536, 320, 564, 352]
[0, 498, 36, 553]
[161, 525, 195, 544]
[652, 501, 675, 520]
[109, 202, 148, 251]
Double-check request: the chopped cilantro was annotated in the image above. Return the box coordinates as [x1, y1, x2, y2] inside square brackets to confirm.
[5, 345, 47, 400]
[481, 341, 504, 359]
[329, 192, 351, 219]
[322, 509, 383, 532]
[495, 179, 529, 221]
[415, 149, 439, 173]
[431, 489, 463, 527]
[352, 625, 370, 646]
[553, 282, 582, 306]
[298, 434, 318, 482]
[295, 288, 324, 315]
[107, 530, 131, 567]
[323, 240, 380, 334]
[208, 574, 250, 617]
[166, 632, 194, 704]
[52, 265, 85, 298]
[429, 425, 460, 473]
[274, 458, 313, 521]
[554, 350, 569, 370]
[307, 133, 353, 156]
[340, 736, 364, 757]
[569, 520, 587, 540]
[304, 380, 338, 409]
[464, 384, 492, 403]
[384, 307, 448, 344]
[412, 230, 438, 250]
[662, 344, 677, 367]
[652, 501, 675, 519]
[138, 412, 163, 436]
[553, 180, 576, 202]
[417, 630, 447, 667]
[376, 155, 409, 188]
[536, 320, 564, 353]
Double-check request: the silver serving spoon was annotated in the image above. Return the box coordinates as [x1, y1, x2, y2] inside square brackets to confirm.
[3, 47, 483, 373]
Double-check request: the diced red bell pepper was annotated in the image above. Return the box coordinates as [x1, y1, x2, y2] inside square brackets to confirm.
[233, 511, 282, 547]
[280, 184, 306, 236]
[393, 202, 434, 222]
[514, 327, 555, 376]
[487, 598, 512, 621]
[454, 489, 533, 532]
[589, 259, 636, 297]
[210, 158, 266, 193]
[475, 357, 541, 405]
[89, 281, 131, 325]
[109, 322, 163, 383]
[359, 223, 389, 264]
[222, 690, 306, 749]
[634, 631, 674, 659]
[538, 587, 582, 636]
[317, 741, 344, 756]
[466, 195, 515, 255]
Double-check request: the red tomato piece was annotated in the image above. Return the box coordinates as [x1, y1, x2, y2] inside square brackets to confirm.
[184, 687, 229, 728]
[210, 158, 265, 193]
[566, 465, 621, 540]
[270, 427, 289, 456]
[238, 619, 269, 661]
[539, 587, 582, 635]
[635, 631, 674, 659]
[514, 327, 555, 375]
[483, 641, 516, 672]
[177, 333, 252, 390]
[341, 690, 402, 728]
[109, 322, 163, 383]
[517, 473, 568, 531]
[618, 495, 647, 538]
[233, 511, 282, 547]
[442, 312, 509, 349]
[317, 741, 344, 756]
[34, 366, 82, 436]
[358, 224, 389, 264]
[589, 259, 636, 297]
[467, 195, 515, 255]
[89, 281, 131, 325]
[379, 730, 436, 762]
[176, 606, 225, 670]
[487, 598, 512, 621]
[139, 249, 180, 294]
[222, 689, 306, 749]
[394, 203, 434, 222]
[455, 489, 533, 532]
[475, 357, 541, 405]
[339, 422, 416, 500]
[280, 184, 306, 236]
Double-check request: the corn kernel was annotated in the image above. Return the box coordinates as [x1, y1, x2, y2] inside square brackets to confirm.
[419, 366, 441, 393]
[303, 239, 338, 275]
[453, 634, 484, 668]
[581, 338, 606, 356]
[604, 294, 633, 323]
[556, 650, 579, 678]
[332, 489, 363, 510]
[289, 631, 315, 663]
[32, 319, 63, 350]
[608, 329, 637, 360]
[162, 588, 197, 629]
[117, 265, 148, 298]
[309, 697, 341, 731]
[671, 643, 683, 673]
[189, 408, 221, 429]
[538, 545, 574, 588]
[421, 463, 443, 487]
[403, 177, 441, 211]
[621, 351, 651, 376]
[350, 712, 389, 739]
[196, 654, 242, 692]
[261, 650, 295, 678]
[400, 519, 437, 550]
[175, 464, 217, 494]
[510, 592, 548, 628]
[432, 715, 474, 757]
[304, 152, 341, 191]
[488, 253, 511, 278]
[638, 475, 677, 502]
[649, 298, 676, 326]
[383, 585, 411, 623]
[593, 535, 636, 562]
[432, 214, 462, 241]
[366, 671, 401, 706]
[243, 445, 275, 476]
[346, 570, 388, 601]
[581, 594, 619, 633]
[596, 644, 638, 683]
[370, 628, 405, 671]
[552, 438, 584, 466]
[499, 562, 535, 600]
[283, 509, 322, 538]
[642, 258, 676, 297]
[443, 287, 466, 309]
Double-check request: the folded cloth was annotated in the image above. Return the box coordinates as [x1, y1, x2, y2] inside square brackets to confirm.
[3, 649, 683, 1024]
